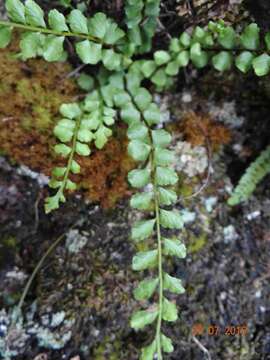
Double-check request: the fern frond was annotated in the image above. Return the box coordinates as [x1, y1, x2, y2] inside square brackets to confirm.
[228, 145, 270, 206]
[117, 80, 186, 359]
[45, 87, 116, 213]
[131, 22, 270, 91]
[0, 0, 126, 68]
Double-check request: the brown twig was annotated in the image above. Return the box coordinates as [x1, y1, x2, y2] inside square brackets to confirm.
[34, 191, 42, 232]
[64, 63, 87, 79]
[192, 335, 212, 360]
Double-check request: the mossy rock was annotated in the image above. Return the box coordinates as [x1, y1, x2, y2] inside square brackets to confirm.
[0, 37, 134, 208]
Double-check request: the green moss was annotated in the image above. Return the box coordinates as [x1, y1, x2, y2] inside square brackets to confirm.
[17, 79, 34, 101]
[0, 236, 18, 268]
[188, 233, 207, 253]
[179, 183, 194, 198]
[21, 115, 33, 130]
[0, 81, 10, 94]
[32, 105, 53, 130]
[136, 241, 150, 252]
[97, 286, 105, 299]
[177, 174, 194, 198]
[93, 337, 123, 360]
[16, 79, 62, 131]
[2, 236, 17, 248]
[0, 42, 77, 134]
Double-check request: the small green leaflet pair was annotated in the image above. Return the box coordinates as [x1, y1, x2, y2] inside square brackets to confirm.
[2, 0, 125, 68]
[124, 85, 186, 359]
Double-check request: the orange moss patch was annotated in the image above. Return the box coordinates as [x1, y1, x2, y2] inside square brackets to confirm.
[77, 135, 134, 208]
[0, 119, 55, 169]
[0, 35, 78, 132]
[0, 40, 133, 208]
[179, 111, 231, 150]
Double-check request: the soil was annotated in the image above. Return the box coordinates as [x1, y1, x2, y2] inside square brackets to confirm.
[0, 1, 270, 360]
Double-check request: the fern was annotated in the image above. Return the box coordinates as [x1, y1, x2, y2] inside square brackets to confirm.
[46, 78, 116, 212]
[0, 1, 126, 66]
[135, 20, 270, 91]
[125, 0, 161, 54]
[228, 146, 270, 206]
[45, 103, 83, 213]
[0, 0, 270, 359]
[124, 85, 186, 358]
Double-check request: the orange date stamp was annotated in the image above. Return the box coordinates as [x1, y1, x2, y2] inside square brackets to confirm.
[192, 323, 248, 336]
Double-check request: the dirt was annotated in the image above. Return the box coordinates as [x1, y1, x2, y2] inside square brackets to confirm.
[0, 1, 270, 360]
